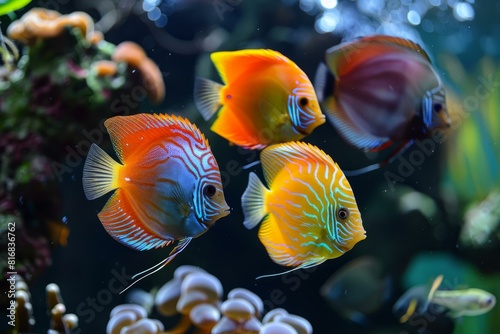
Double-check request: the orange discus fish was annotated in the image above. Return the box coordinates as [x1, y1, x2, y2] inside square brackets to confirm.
[194, 49, 326, 150]
[241, 141, 366, 277]
[82, 113, 230, 291]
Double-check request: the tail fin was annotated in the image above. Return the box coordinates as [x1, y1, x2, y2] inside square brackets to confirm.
[83, 144, 121, 200]
[193, 77, 223, 121]
[241, 172, 268, 229]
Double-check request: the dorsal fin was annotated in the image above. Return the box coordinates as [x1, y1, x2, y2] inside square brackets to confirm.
[104, 113, 206, 163]
[260, 142, 337, 188]
[360, 35, 432, 62]
[211, 49, 293, 84]
[326, 35, 432, 78]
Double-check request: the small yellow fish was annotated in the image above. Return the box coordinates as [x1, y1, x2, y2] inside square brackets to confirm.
[433, 288, 496, 318]
[241, 141, 366, 276]
[395, 275, 496, 322]
[194, 49, 325, 150]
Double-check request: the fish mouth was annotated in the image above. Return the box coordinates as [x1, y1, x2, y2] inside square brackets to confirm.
[319, 113, 326, 124]
[220, 205, 231, 218]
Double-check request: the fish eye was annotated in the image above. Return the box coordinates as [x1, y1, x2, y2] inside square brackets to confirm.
[203, 184, 217, 198]
[433, 103, 442, 113]
[484, 297, 494, 306]
[299, 97, 309, 107]
[337, 207, 349, 220]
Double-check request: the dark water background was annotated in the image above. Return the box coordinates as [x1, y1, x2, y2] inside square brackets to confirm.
[2, 0, 500, 333]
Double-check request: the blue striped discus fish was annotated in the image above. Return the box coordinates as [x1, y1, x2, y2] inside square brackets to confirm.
[82, 113, 230, 291]
[241, 141, 366, 276]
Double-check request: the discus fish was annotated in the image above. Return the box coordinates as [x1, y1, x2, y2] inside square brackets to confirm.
[315, 35, 450, 175]
[395, 275, 496, 322]
[241, 141, 366, 277]
[320, 257, 392, 325]
[82, 113, 230, 292]
[194, 49, 325, 150]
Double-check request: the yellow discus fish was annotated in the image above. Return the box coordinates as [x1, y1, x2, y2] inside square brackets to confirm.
[241, 141, 366, 276]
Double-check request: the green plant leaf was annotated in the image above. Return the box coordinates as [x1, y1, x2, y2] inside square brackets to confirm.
[0, 0, 32, 16]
